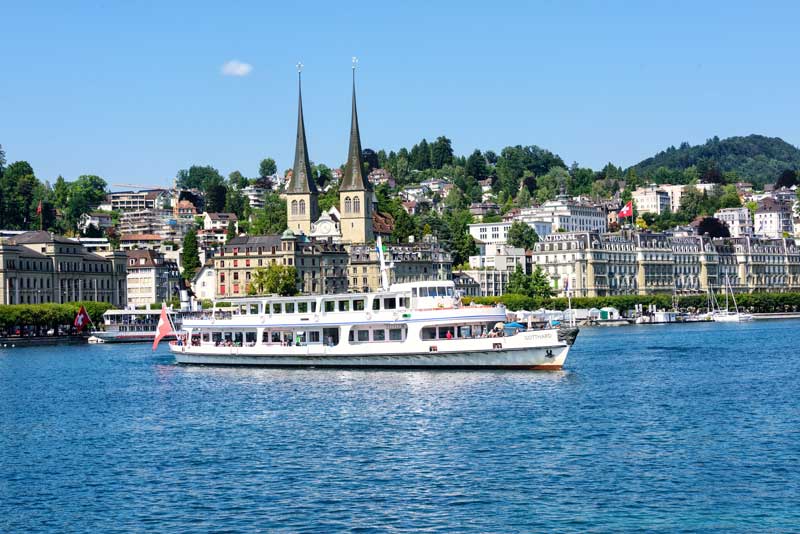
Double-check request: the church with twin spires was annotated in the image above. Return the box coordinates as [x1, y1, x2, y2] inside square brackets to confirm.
[284, 69, 375, 245]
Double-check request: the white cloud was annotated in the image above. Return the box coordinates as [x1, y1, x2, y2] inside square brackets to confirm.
[221, 60, 253, 77]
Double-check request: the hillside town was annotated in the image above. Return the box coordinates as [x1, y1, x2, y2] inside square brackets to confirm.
[2, 87, 800, 309]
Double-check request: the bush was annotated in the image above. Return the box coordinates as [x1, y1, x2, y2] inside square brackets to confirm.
[462, 292, 800, 313]
[0, 301, 115, 335]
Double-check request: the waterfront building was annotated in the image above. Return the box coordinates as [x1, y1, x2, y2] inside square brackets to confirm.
[347, 235, 452, 292]
[125, 249, 181, 308]
[214, 232, 349, 298]
[530, 230, 800, 297]
[0, 231, 127, 306]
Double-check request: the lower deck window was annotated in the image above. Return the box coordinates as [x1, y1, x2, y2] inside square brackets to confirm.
[389, 328, 403, 341]
[357, 330, 369, 342]
[373, 329, 385, 341]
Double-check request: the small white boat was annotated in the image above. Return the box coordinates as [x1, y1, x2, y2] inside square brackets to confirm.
[711, 276, 753, 323]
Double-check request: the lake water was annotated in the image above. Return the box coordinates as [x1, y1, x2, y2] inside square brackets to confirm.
[2, 320, 799, 532]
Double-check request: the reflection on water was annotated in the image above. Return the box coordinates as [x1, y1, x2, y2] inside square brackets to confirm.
[2, 319, 800, 532]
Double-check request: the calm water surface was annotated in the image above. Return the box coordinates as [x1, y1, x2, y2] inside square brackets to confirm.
[2, 320, 799, 532]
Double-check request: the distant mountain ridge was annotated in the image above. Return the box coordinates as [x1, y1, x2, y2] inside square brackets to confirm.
[630, 134, 800, 186]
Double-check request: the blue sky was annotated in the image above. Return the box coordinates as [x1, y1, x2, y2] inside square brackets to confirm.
[2, 1, 798, 188]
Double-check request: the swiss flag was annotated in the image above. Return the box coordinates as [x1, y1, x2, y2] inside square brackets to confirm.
[36, 200, 42, 216]
[73, 305, 91, 333]
[618, 201, 633, 218]
[152, 304, 173, 351]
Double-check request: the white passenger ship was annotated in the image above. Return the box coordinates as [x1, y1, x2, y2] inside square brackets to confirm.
[89, 309, 182, 343]
[171, 267, 579, 369]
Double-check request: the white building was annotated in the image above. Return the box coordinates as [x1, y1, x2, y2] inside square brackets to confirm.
[632, 187, 671, 215]
[203, 212, 239, 233]
[517, 197, 606, 233]
[469, 244, 527, 271]
[191, 263, 216, 301]
[755, 198, 794, 238]
[714, 207, 753, 238]
[241, 186, 266, 210]
[125, 249, 181, 307]
[469, 220, 552, 246]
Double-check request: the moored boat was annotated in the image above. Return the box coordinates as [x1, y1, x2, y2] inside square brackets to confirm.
[90, 309, 182, 343]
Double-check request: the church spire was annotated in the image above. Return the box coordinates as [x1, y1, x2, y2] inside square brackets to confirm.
[287, 64, 317, 194]
[340, 58, 369, 192]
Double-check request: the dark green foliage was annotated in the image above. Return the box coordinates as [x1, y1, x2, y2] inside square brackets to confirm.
[181, 228, 201, 280]
[249, 265, 298, 296]
[259, 158, 277, 180]
[696, 217, 730, 238]
[775, 169, 798, 188]
[507, 221, 540, 250]
[250, 193, 287, 235]
[430, 136, 454, 169]
[0, 301, 115, 335]
[631, 135, 800, 187]
[463, 292, 800, 314]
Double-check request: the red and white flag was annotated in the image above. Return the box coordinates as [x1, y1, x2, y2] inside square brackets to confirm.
[152, 304, 173, 351]
[36, 200, 43, 216]
[618, 201, 633, 218]
[73, 305, 91, 333]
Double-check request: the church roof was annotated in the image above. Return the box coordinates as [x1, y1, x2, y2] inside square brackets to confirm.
[286, 72, 318, 195]
[340, 71, 370, 192]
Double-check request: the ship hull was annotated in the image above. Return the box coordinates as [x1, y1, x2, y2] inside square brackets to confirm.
[172, 344, 570, 370]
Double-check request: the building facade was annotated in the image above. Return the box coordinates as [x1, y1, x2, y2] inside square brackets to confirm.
[0, 231, 127, 306]
[214, 233, 349, 298]
[531, 230, 800, 297]
[715, 207, 754, 238]
[347, 235, 452, 292]
[125, 249, 181, 308]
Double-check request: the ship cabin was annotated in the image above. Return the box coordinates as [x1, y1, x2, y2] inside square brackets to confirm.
[185, 280, 498, 349]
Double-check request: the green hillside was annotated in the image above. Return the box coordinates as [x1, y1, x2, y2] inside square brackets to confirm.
[630, 135, 800, 187]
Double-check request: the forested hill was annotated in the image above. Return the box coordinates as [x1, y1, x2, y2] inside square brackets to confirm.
[630, 135, 800, 186]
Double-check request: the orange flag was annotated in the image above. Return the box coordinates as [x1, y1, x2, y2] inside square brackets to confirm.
[152, 305, 173, 351]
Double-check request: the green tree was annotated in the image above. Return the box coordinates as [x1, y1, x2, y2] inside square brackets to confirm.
[181, 228, 201, 280]
[392, 210, 417, 243]
[507, 221, 539, 250]
[250, 193, 287, 234]
[248, 265, 298, 296]
[224, 186, 248, 219]
[64, 175, 107, 230]
[228, 170, 249, 189]
[176, 165, 224, 190]
[536, 166, 569, 203]
[225, 221, 237, 243]
[430, 136, 454, 169]
[718, 184, 742, 209]
[506, 264, 530, 295]
[410, 139, 431, 170]
[259, 158, 278, 179]
[465, 149, 488, 181]
[530, 266, 554, 297]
